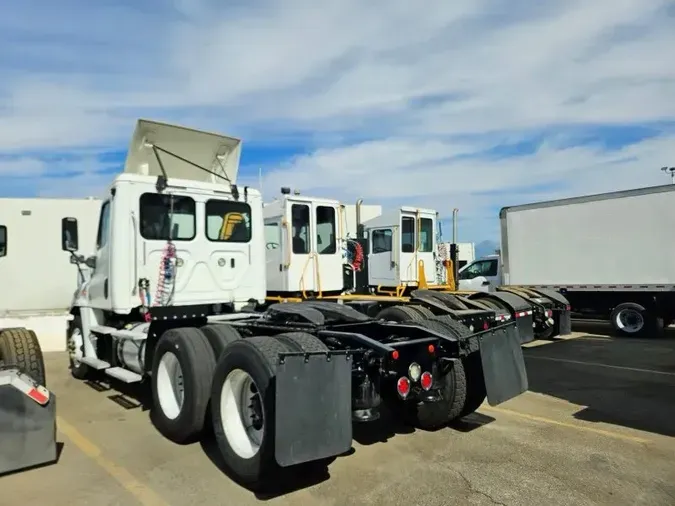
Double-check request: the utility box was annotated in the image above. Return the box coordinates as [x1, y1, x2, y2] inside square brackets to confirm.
[500, 184, 675, 286]
[0, 367, 58, 475]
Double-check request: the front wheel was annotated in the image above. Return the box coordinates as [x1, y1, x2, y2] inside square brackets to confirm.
[67, 316, 91, 380]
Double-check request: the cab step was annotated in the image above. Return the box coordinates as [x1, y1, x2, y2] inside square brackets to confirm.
[105, 367, 142, 384]
[80, 357, 110, 370]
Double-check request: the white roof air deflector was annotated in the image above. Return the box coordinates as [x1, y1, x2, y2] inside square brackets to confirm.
[124, 119, 242, 185]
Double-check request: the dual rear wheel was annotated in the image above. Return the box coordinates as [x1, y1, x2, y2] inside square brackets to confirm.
[150, 326, 328, 489]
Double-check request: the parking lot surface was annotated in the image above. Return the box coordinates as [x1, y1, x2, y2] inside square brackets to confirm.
[3, 322, 675, 506]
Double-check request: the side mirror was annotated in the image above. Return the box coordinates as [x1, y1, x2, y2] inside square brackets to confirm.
[0, 225, 6, 258]
[61, 217, 79, 252]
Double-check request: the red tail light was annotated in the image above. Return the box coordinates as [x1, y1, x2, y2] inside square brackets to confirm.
[396, 377, 411, 399]
[420, 372, 433, 391]
[483, 321, 489, 330]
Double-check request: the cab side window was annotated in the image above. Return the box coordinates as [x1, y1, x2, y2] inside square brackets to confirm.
[316, 206, 337, 254]
[291, 204, 310, 254]
[139, 193, 196, 241]
[401, 217, 415, 253]
[419, 218, 433, 252]
[205, 199, 252, 243]
[96, 201, 112, 249]
[372, 228, 393, 253]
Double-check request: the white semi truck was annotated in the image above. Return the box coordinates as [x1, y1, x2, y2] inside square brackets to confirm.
[458, 184, 675, 337]
[56, 119, 531, 490]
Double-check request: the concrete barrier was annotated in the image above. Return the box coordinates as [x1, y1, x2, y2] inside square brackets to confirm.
[0, 313, 71, 352]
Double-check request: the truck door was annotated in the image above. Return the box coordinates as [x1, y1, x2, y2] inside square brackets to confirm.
[417, 213, 436, 284]
[264, 217, 286, 292]
[314, 203, 342, 292]
[286, 201, 315, 293]
[87, 200, 113, 310]
[399, 213, 417, 283]
[368, 227, 398, 287]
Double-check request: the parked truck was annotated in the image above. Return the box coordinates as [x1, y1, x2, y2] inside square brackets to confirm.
[458, 184, 675, 337]
[262, 192, 558, 343]
[58, 119, 530, 490]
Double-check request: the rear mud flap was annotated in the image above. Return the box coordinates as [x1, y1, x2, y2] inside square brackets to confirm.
[558, 309, 572, 336]
[0, 368, 58, 475]
[479, 325, 529, 406]
[275, 353, 353, 467]
[516, 314, 535, 344]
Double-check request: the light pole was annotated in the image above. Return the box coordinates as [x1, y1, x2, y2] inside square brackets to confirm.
[661, 166, 675, 184]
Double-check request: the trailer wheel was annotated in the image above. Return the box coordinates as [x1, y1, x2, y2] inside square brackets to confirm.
[0, 327, 46, 386]
[201, 324, 242, 359]
[609, 303, 663, 337]
[376, 305, 425, 322]
[151, 327, 215, 444]
[273, 332, 328, 352]
[67, 315, 90, 380]
[211, 336, 291, 490]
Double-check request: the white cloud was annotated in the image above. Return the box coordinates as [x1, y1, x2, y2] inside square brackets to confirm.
[1, 0, 675, 239]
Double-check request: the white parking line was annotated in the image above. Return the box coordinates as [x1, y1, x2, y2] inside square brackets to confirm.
[525, 356, 675, 377]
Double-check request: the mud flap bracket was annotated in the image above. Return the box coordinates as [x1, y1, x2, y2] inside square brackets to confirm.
[479, 325, 529, 406]
[275, 352, 353, 467]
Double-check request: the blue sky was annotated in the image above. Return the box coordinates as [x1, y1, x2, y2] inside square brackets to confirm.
[1, 0, 675, 242]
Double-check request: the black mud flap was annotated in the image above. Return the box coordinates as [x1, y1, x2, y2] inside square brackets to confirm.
[558, 309, 572, 336]
[516, 313, 535, 344]
[479, 325, 529, 406]
[275, 352, 353, 467]
[0, 367, 58, 475]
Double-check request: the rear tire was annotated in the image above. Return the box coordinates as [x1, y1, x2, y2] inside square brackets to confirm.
[431, 316, 485, 418]
[407, 305, 434, 318]
[210, 336, 291, 490]
[273, 332, 328, 352]
[401, 358, 467, 430]
[150, 327, 216, 444]
[201, 324, 242, 359]
[376, 305, 425, 322]
[460, 353, 486, 417]
[0, 327, 46, 386]
[396, 318, 468, 429]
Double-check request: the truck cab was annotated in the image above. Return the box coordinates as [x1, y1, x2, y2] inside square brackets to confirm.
[457, 255, 502, 292]
[363, 207, 438, 290]
[68, 119, 267, 318]
[263, 193, 343, 295]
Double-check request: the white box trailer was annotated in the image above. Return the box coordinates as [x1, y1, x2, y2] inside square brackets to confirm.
[499, 184, 675, 336]
[0, 197, 102, 350]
